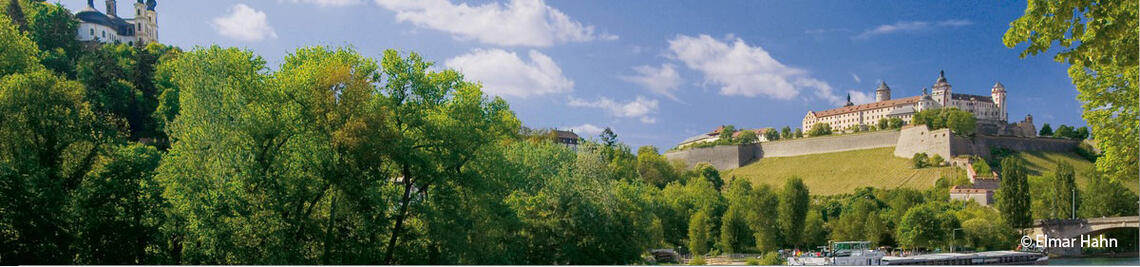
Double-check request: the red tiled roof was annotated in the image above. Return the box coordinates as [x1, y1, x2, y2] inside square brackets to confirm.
[949, 186, 993, 193]
[732, 128, 774, 137]
[813, 96, 921, 117]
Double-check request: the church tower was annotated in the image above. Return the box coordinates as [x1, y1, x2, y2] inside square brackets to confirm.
[875, 81, 891, 102]
[105, 0, 117, 17]
[931, 70, 951, 106]
[132, 0, 158, 44]
[991, 82, 1007, 121]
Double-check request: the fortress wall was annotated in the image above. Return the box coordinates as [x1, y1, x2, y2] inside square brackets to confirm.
[893, 124, 1081, 160]
[664, 144, 754, 170]
[893, 125, 954, 160]
[757, 130, 900, 158]
[965, 136, 1081, 158]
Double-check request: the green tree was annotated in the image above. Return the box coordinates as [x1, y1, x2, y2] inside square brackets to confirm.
[778, 177, 810, 248]
[896, 203, 959, 250]
[888, 117, 904, 129]
[877, 118, 889, 130]
[4, 0, 26, 32]
[1053, 124, 1075, 139]
[1004, 0, 1138, 184]
[688, 210, 711, 256]
[794, 128, 803, 138]
[764, 129, 780, 141]
[1047, 162, 1079, 219]
[808, 123, 831, 137]
[637, 146, 679, 188]
[800, 210, 828, 249]
[781, 126, 792, 139]
[736, 130, 758, 144]
[995, 157, 1032, 228]
[929, 154, 944, 167]
[23, 1, 81, 77]
[0, 17, 40, 76]
[1039, 123, 1053, 136]
[911, 153, 929, 169]
[719, 180, 755, 254]
[72, 143, 168, 264]
[694, 163, 723, 191]
[1081, 170, 1140, 218]
[946, 109, 976, 136]
[748, 184, 781, 252]
[374, 49, 520, 264]
[718, 125, 736, 143]
[599, 127, 618, 160]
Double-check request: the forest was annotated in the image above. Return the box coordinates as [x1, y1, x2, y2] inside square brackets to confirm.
[1, 0, 1137, 265]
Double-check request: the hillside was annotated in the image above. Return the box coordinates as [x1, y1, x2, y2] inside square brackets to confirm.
[724, 147, 959, 195]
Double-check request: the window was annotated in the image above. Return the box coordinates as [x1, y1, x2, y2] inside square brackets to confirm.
[89, 28, 94, 35]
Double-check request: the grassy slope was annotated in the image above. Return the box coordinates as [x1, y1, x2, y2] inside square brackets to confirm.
[724, 147, 959, 195]
[1016, 151, 1138, 193]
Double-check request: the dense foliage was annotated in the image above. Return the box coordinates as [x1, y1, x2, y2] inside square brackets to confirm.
[1005, 0, 1138, 184]
[911, 107, 976, 136]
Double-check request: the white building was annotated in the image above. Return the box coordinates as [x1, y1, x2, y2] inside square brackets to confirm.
[803, 71, 1009, 133]
[75, 0, 158, 45]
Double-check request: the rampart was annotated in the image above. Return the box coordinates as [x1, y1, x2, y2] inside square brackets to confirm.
[665, 124, 1082, 170]
[757, 131, 899, 158]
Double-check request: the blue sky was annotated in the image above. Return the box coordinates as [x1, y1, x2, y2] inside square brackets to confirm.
[61, 0, 1087, 150]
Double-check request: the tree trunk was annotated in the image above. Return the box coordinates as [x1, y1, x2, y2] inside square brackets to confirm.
[382, 167, 415, 264]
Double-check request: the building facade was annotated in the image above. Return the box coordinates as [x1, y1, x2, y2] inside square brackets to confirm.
[75, 0, 158, 45]
[802, 71, 1012, 134]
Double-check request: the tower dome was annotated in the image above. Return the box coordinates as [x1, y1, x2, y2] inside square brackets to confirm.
[991, 81, 1005, 93]
[931, 70, 951, 106]
[875, 80, 891, 102]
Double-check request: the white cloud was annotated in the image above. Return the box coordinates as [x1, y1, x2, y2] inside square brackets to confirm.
[212, 4, 278, 41]
[375, 0, 617, 47]
[851, 73, 862, 83]
[854, 19, 973, 40]
[937, 19, 974, 27]
[565, 123, 605, 137]
[568, 96, 659, 124]
[666, 34, 846, 105]
[445, 49, 573, 98]
[620, 64, 683, 101]
[848, 90, 874, 105]
[281, 0, 362, 6]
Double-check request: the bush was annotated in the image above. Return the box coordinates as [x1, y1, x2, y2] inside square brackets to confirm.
[1075, 141, 1099, 162]
[888, 118, 905, 129]
[913, 108, 976, 135]
[758, 252, 784, 265]
[745, 258, 760, 265]
[929, 154, 944, 167]
[808, 123, 832, 137]
[912, 153, 929, 169]
[689, 256, 706, 265]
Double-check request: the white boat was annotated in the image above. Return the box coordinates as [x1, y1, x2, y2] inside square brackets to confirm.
[786, 241, 886, 265]
[787, 241, 1049, 265]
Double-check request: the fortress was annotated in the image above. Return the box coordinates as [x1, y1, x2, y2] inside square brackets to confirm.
[667, 70, 1073, 170]
[803, 71, 1034, 137]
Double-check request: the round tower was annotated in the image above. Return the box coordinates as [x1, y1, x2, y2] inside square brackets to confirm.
[875, 81, 891, 102]
[991, 82, 1007, 121]
[931, 70, 951, 106]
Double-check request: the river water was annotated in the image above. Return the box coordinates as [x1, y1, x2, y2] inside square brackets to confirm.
[1048, 257, 1140, 265]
